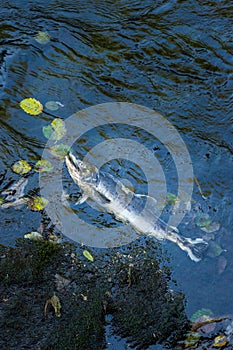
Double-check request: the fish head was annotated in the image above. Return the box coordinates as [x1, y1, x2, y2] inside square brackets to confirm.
[65, 153, 98, 186]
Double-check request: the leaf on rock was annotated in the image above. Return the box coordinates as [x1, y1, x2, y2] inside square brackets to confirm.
[83, 249, 94, 262]
[34, 159, 53, 172]
[184, 331, 200, 348]
[34, 31, 50, 44]
[24, 231, 44, 240]
[213, 334, 228, 347]
[51, 293, 61, 317]
[29, 196, 48, 211]
[12, 160, 32, 174]
[20, 98, 43, 115]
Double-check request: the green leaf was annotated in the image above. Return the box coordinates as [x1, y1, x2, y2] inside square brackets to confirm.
[29, 196, 48, 211]
[200, 222, 220, 233]
[45, 101, 62, 111]
[51, 118, 66, 140]
[12, 160, 32, 174]
[195, 213, 211, 227]
[42, 124, 53, 139]
[83, 249, 94, 262]
[34, 159, 53, 172]
[43, 118, 66, 141]
[34, 31, 50, 44]
[166, 192, 178, 205]
[0, 197, 3, 206]
[50, 143, 71, 159]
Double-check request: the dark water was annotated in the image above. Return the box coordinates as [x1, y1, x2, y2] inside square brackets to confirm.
[0, 0, 233, 348]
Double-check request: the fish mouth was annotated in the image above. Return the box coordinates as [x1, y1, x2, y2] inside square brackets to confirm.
[65, 153, 81, 173]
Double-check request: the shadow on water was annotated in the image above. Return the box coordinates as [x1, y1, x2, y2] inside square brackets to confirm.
[0, 0, 233, 348]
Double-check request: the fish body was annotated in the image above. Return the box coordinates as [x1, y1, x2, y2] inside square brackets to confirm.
[65, 153, 208, 262]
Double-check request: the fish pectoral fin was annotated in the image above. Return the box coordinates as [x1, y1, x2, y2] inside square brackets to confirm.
[94, 192, 111, 205]
[134, 194, 157, 204]
[75, 194, 88, 205]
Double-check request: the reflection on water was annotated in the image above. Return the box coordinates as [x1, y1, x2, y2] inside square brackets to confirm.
[0, 0, 233, 348]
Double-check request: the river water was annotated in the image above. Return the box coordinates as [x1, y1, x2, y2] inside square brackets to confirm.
[0, 0, 233, 348]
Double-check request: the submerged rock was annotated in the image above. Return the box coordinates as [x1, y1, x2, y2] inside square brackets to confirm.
[0, 238, 189, 350]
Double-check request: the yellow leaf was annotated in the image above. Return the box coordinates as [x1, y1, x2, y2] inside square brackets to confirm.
[20, 98, 43, 115]
[51, 293, 61, 317]
[213, 334, 228, 347]
[29, 196, 48, 211]
[12, 160, 32, 174]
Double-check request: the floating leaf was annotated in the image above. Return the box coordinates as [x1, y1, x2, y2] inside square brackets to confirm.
[0, 197, 3, 205]
[83, 249, 94, 262]
[34, 159, 53, 172]
[185, 331, 200, 348]
[195, 213, 211, 227]
[43, 118, 66, 140]
[50, 143, 71, 159]
[43, 124, 53, 139]
[200, 222, 220, 233]
[166, 192, 178, 205]
[191, 308, 213, 323]
[45, 101, 63, 111]
[217, 255, 227, 275]
[51, 293, 61, 317]
[51, 118, 66, 140]
[207, 241, 225, 258]
[34, 30, 50, 44]
[12, 160, 32, 174]
[24, 231, 43, 240]
[213, 334, 228, 347]
[20, 98, 43, 115]
[29, 196, 48, 211]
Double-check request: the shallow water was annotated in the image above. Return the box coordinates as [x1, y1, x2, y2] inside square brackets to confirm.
[0, 0, 233, 348]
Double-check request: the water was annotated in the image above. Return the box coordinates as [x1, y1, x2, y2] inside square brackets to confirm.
[0, 0, 233, 348]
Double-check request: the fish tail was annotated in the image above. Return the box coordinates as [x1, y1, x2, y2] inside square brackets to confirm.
[177, 236, 208, 262]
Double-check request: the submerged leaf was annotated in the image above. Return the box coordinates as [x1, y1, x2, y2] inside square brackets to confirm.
[45, 101, 63, 111]
[34, 159, 53, 172]
[207, 241, 225, 258]
[191, 309, 213, 323]
[166, 192, 178, 205]
[185, 331, 200, 348]
[51, 293, 61, 317]
[195, 213, 211, 227]
[20, 98, 43, 115]
[50, 143, 71, 159]
[200, 222, 220, 233]
[42, 124, 53, 139]
[29, 196, 48, 211]
[12, 160, 32, 174]
[83, 249, 94, 262]
[34, 31, 50, 44]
